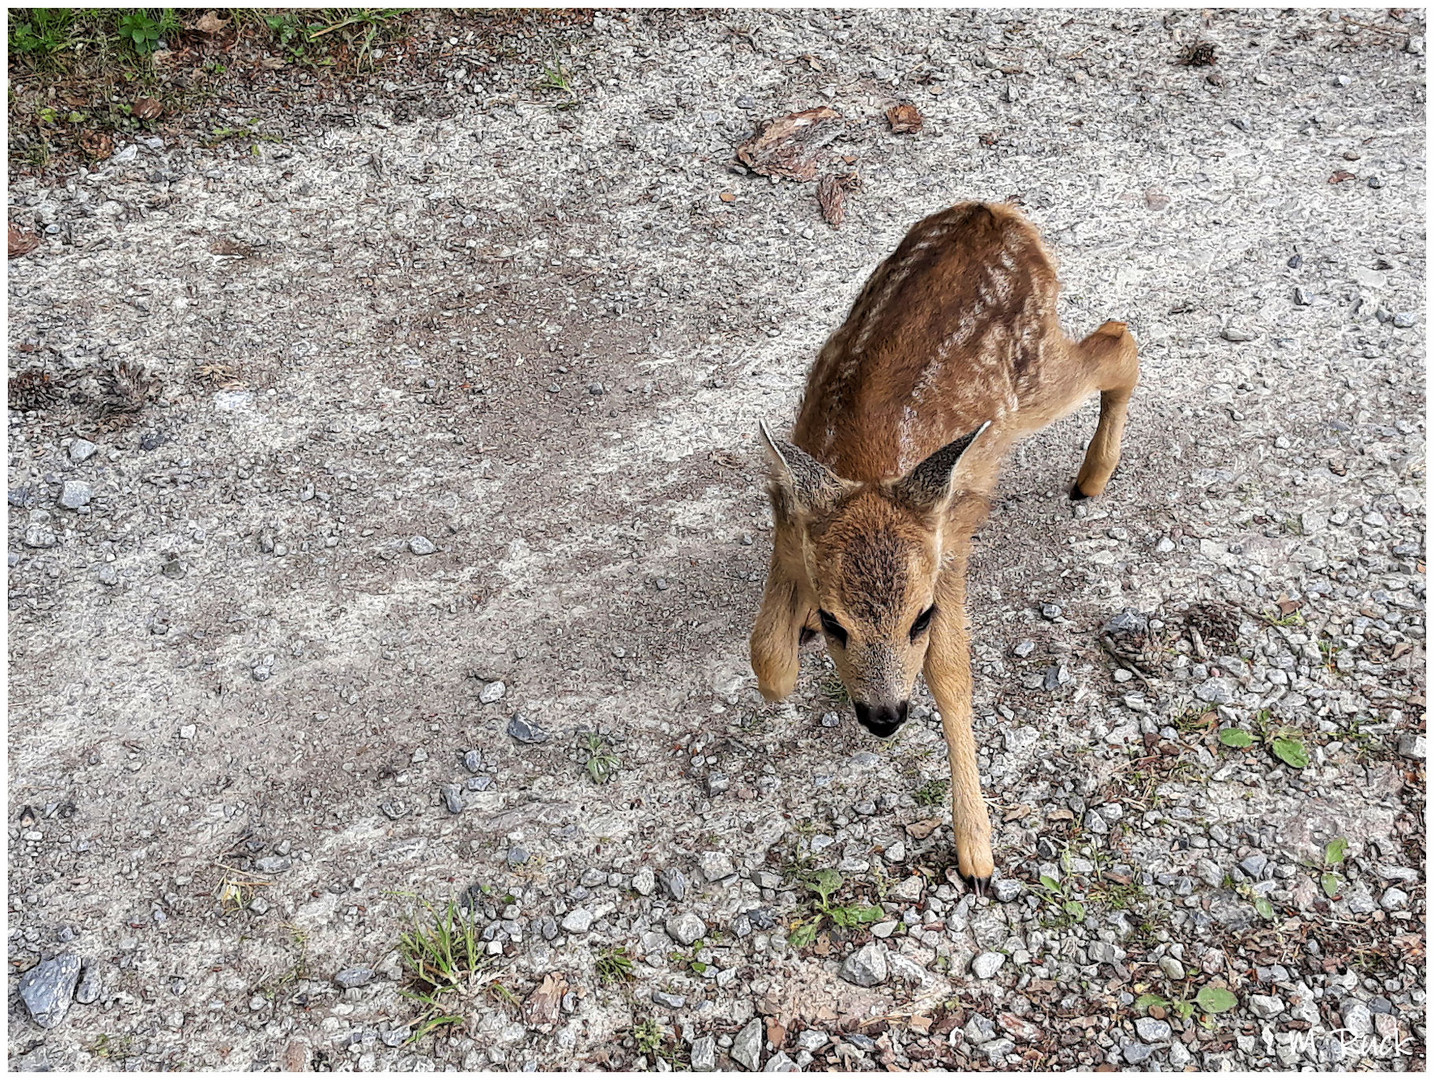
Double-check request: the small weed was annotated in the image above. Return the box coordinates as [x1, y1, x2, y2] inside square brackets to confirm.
[914, 778, 949, 807]
[1033, 873, 1087, 927]
[89, 1033, 135, 1060]
[578, 730, 620, 785]
[397, 898, 486, 1040]
[595, 945, 636, 985]
[116, 10, 179, 55]
[787, 868, 884, 947]
[1137, 985, 1237, 1020]
[633, 1017, 665, 1056]
[533, 46, 579, 108]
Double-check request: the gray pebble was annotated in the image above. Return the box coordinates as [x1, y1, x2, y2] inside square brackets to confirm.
[1040, 603, 1062, 620]
[632, 867, 656, 896]
[1249, 994, 1284, 1019]
[441, 784, 464, 814]
[841, 941, 889, 987]
[380, 799, 409, 820]
[661, 867, 687, 901]
[690, 1034, 716, 1071]
[651, 990, 686, 1009]
[19, 954, 81, 1029]
[1122, 1042, 1156, 1065]
[409, 535, 436, 556]
[479, 680, 507, 704]
[732, 1017, 764, 1071]
[508, 847, 530, 866]
[1012, 639, 1036, 658]
[57, 481, 91, 510]
[463, 749, 483, 773]
[561, 908, 594, 933]
[964, 1013, 996, 1044]
[1221, 327, 1257, 342]
[334, 966, 374, 989]
[1135, 1017, 1171, 1042]
[1393, 311, 1417, 328]
[68, 439, 97, 462]
[700, 851, 736, 881]
[507, 714, 548, 744]
[971, 951, 1005, 979]
[254, 856, 291, 874]
[665, 912, 706, 946]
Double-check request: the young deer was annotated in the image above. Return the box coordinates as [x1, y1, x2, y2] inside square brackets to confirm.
[750, 202, 1139, 891]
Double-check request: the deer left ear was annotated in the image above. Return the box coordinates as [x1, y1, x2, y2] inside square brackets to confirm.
[894, 421, 992, 512]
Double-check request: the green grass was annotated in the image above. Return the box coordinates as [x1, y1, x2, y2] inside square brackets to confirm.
[397, 898, 486, 1041]
[787, 868, 885, 948]
[533, 45, 578, 107]
[914, 778, 949, 807]
[595, 945, 636, 985]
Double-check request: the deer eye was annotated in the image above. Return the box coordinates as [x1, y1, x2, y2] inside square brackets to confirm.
[817, 609, 848, 647]
[910, 605, 937, 641]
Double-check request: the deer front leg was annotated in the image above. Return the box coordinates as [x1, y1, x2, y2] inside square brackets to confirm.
[749, 544, 808, 702]
[1071, 320, 1140, 500]
[924, 572, 995, 890]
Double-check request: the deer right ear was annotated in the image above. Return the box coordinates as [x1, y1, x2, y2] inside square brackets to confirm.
[758, 421, 847, 516]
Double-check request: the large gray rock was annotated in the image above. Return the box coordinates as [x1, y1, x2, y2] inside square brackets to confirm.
[971, 951, 1006, 979]
[665, 913, 706, 946]
[19, 954, 81, 1028]
[732, 1017, 764, 1071]
[1135, 1017, 1171, 1042]
[690, 1035, 716, 1072]
[840, 942, 888, 987]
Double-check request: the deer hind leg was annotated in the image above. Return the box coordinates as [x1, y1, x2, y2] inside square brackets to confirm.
[924, 569, 995, 890]
[749, 533, 809, 702]
[1071, 320, 1140, 500]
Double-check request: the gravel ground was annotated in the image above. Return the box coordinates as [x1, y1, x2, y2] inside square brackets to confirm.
[7, 7, 1426, 1072]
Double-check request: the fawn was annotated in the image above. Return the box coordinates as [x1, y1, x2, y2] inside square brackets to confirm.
[750, 202, 1139, 891]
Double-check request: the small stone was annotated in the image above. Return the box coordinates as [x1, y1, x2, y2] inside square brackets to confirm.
[841, 942, 888, 987]
[1249, 995, 1284, 1019]
[1393, 311, 1417, 328]
[690, 1035, 716, 1072]
[441, 784, 464, 815]
[507, 715, 548, 744]
[254, 856, 291, 874]
[705, 773, 729, 795]
[68, 439, 98, 462]
[732, 1017, 764, 1071]
[74, 968, 102, 1005]
[179, 724, 196, 740]
[1294, 286, 1313, 306]
[700, 851, 736, 882]
[964, 1014, 997, 1044]
[971, 952, 1005, 979]
[1122, 1042, 1156, 1065]
[1194, 678, 1235, 705]
[632, 867, 656, 896]
[1088, 941, 1126, 964]
[1041, 665, 1067, 691]
[18, 954, 81, 1029]
[651, 990, 686, 1009]
[1239, 853, 1269, 880]
[1160, 957, 1186, 980]
[561, 908, 594, 934]
[1040, 603, 1062, 620]
[57, 480, 92, 510]
[380, 799, 409, 820]
[1343, 1001, 1373, 1038]
[1380, 887, 1409, 911]
[1012, 639, 1035, 658]
[479, 680, 507, 704]
[1169, 1042, 1192, 1068]
[508, 847, 530, 866]
[23, 523, 57, 549]
[249, 897, 270, 916]
[334, 966, 374, 990]
[660, 868, 687, 901]
[409, 535, 436, 556]
[1135, 1017, 1171, 1042]
[992, 877, 1023, 903]
[820, 711, 840, 728]
[467, 775, 492, 791]
[463, 749, 483, 773]
[764, 1051, 798, 1072]
[666, 912, 706, 946]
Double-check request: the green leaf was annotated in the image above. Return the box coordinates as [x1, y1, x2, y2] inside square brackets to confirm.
[787, 922, 819, 948]
[1218, 729, 1254, 748]
[1324, 837, 1348, 866]
[690, 960, 708, 974]
[1321, 872, 1342, 899]
[1039, 875, 1061, 892]
[1063, 900, 1086, 920]
[1173, 1000, 1195, 1020]
[1254, 897, 1275, 920]
[1135, 993, 1170, 1011]
[808, 869, 843, 905]
[1195, 986, 1237, 1014]
[1271, 737, 1309, 769]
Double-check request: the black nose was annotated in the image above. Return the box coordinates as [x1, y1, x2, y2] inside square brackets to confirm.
[854, 700, 909, 739]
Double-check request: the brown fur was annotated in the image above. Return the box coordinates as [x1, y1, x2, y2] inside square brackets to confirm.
[750, 201, 1140, 886]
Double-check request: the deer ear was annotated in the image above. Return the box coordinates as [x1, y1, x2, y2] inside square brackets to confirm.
[758, 421, 848, 516]
[894, 421, 992, 512]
